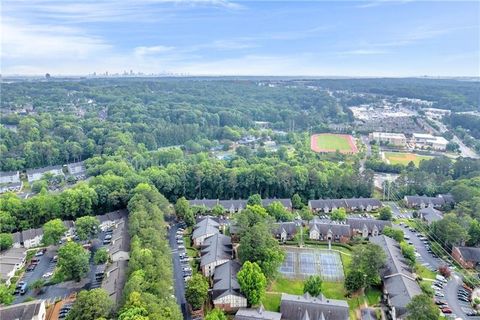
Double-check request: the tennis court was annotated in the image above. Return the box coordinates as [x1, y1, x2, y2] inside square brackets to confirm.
[279, 247, 344, 281]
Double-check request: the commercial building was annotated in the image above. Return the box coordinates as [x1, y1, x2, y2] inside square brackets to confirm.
[412, 133, 448, 151]
[369, 132, 407, 147]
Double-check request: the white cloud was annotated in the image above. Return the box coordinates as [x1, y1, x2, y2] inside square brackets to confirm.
[2, 18, 111, 60]
[134, 45, 176, 57]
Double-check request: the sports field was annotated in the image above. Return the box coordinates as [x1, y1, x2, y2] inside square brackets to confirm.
[383, 152, 433, 166]
[279, 247, 344, 281]
[310, 133, 358, 154]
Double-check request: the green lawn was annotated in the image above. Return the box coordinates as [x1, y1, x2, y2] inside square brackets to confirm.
[316, 134, 352, 151]
[415, 263, 437, 280]
[384, 152, 433, 166]
[261, 293, 281, 312]
[262, 277, 380, 319]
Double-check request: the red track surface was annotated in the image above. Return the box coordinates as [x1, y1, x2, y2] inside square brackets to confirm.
[310, 133, 358, 154]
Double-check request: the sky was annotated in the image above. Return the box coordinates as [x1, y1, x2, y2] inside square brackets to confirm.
[2, 0, 479, 76]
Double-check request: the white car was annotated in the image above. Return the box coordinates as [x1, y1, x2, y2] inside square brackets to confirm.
[42, 272, 53, 278]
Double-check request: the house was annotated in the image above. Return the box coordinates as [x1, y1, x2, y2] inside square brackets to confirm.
[0, 247, 27, 285]
[101, 260, 128, 307]
[0, 299, 46, 320]
[12, 232, 22, 248]
[344, 198, 382, 212]
[96, 210, 127, 230]
[63, 220, 75, 238]
[192, 217, 220, 246]
[419, 206, 443, 224]
[347, 218, 391, 238]
[452, 246, 480, 270]
[212, 260, 248, 312]
[272, 222, 297, 242]
[0, 170, 20, 184]
[309, 218, 351, 243]
[189, 198, 219, 210]
[108, 219, 130, 262]
[66, 161, 86, 179]
[262, 198, 293, 211]
[308, 199, 347, 213]
[403, 195, 453, 208]
[369, 132, 407, 147]
[21, 228, 44, 248]
[235, 305, 282, 320]
[219, 199, 248, 213]
[370, 235, 422, 319]
[280, 293, 349, 320]
[200, 233, 233, 277]
[308, 198, 381, 213]
[26, 165, 64, 183]
[0, 181, 23, 194]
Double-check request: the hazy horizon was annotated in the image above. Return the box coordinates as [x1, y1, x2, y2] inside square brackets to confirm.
[2, 0, 479, 77]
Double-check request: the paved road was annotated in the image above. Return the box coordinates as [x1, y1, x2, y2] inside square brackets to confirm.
[384, 202, 411, 219]
[168, 223, 191, 320]
[395, 223, 479, 319]
[429, 117, 479, 159]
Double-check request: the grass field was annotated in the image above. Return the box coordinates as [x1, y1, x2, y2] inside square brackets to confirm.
[261, 276, 382, 319]
[384, 152, 433, 166]
[311, 133, 358, 154]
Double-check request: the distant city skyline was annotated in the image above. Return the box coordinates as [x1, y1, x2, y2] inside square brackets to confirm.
[2, 0, 479, 76]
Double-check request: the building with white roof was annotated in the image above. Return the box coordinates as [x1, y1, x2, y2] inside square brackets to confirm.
[412, 133, 448, 151]
[369, 132, 407, 147]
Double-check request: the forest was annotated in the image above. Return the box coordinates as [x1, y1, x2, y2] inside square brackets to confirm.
[2, 77, 477, 171]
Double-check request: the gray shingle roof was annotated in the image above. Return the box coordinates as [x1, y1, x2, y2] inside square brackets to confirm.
[219, 199, 248, 211]
[280, 293, 349, 320]
[189, 198, 219, 209]
[308, 198, 381, 211]
[0, 299, 45, 320]
[200, 233, 232, 267]
[235, 305, 282, 320]
[419, 206, 443, 224]
[21, 228, 43, 241]
[192, 217, 220, 239]
[404, 195, 446, 207]
[456, 246, 480, 263]
[370, 235, 422, 317]
[262, 198, 292, 209]
[272, 222, 297, 237]
[347, 218, 391, 233]
[212, 260, 245, 300]
[309, 219, 351, 237]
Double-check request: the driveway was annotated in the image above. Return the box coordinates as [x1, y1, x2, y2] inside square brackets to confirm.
[168, 223, 191, 320]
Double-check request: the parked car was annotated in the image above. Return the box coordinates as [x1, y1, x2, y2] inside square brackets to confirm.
[441, 307, 452, 314]
[26, 264, 37, 272]
[42, 272, 53, 278]
[435, 292, 445, 298]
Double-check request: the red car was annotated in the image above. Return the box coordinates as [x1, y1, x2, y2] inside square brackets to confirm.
[441, 307, 452, 314]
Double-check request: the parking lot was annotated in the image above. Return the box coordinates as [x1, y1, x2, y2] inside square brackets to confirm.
[279, 247, 344, 281]
[169, 222, 192, 320]
[13, 223, 120, 307]
[397, 223, 480, 319]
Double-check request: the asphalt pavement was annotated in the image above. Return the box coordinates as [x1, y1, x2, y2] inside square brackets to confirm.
[396, 223, 480, 319]
[169, 223, 191, 320]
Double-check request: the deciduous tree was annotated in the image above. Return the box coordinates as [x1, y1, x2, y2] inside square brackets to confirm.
[66, 289, 113, 320]
[303, 275, 323, 297]
[57, 241, 90, 281]
[43, 218, 67, 245]
[237, 261, 267, 306]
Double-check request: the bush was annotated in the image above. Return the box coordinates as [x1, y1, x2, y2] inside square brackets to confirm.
[94, 248, 109, 265]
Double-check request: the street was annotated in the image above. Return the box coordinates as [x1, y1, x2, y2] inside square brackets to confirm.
[396, 223, 479, 319]
[168, 223, 191, 320]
